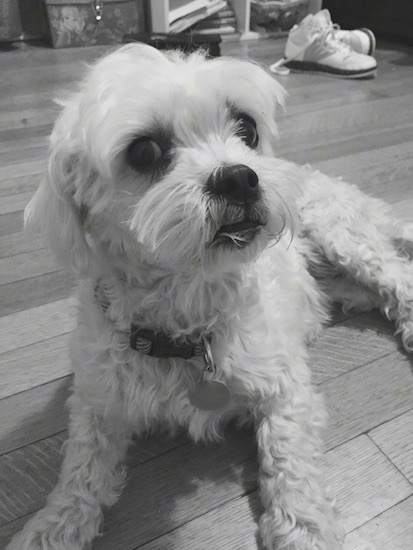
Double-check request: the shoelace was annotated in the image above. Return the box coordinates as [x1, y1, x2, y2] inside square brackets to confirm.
[317, 17, 347, 39]
[319, 27, 352, 58]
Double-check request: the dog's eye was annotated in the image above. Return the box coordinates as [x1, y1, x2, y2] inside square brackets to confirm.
[236, 115, 259, 149]
[127, 138, 162, 170]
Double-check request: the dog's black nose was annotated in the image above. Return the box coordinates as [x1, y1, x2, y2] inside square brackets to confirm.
[207, 165, 259, 205]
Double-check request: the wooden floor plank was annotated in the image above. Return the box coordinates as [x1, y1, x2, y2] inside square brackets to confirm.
[0, 91, 53, 114]
[369, 409, 413, 485]
[0, 106, 59, 133]
[0, 249, 59, 286]
[0, 232, 43, 259]
[0, 66, 89, 98]
[0, 270, 75, 318]
[322, 352, 413, 450]
[344, 496, 413, 550]
[0, 133, 47, 154]
[0, 376, 71, 456]
[284, 71, 413, 113]
[0, 125, 52, 153]
[282, 124, 413, 166]
[0, 44, 109, 72]
[0, 173, 41, 199]
[0, 159, 46, 183]
[278, 94, 413, 155]
[312, 140, 413, 190]
[0, 144, 48, 168]
[0, 298, 75, 356]
[0, 211, 23, 237]
[309, 312, 398, 385]
[325, 435, 412, 534]
[0, 334, 71, 400]
[0, 192, 33, 216]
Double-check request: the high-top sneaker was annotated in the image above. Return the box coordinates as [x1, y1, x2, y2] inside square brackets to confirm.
[270, 10, 377, 78]
[315, 9, 376, 56]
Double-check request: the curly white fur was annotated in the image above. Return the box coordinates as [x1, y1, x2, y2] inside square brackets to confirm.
[8, 44, 413, 550]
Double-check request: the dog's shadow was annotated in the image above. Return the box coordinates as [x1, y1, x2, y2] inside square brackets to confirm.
[96, 424, 262, 550]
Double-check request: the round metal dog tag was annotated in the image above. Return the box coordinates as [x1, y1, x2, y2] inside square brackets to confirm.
[189, 380, 230, 411]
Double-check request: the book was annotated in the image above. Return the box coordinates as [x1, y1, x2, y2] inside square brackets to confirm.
[169, 0, 208, 25]
[190, 1, 238, 36]
[170, 0, 228, 33]
[214, 9, 234, 18]
[195, 17, 237, 29]
[195, 26, 237, 34]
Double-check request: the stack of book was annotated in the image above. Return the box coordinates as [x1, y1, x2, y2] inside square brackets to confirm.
[190, 2, 238, 35]
[169, 0, 230, 33]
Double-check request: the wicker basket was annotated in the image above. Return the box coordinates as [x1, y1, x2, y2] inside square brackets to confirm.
[250, 0, 311, 32]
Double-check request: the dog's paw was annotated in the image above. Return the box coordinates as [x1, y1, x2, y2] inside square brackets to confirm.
[7, 524, 76, 550]
[260, 510, 344, 550]
[8, 528, 84, 550]
[260, 533, 343, 550]
[6, 507, 100, 550]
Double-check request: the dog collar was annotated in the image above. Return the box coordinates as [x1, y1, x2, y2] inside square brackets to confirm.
[95, 282, 230, 409]
[129, 327, 206, 359]
[131, 326, 230, 410]
[94, 282, 207, 360]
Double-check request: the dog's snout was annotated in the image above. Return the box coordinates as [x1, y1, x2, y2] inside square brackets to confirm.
[207, 164, 259, 205]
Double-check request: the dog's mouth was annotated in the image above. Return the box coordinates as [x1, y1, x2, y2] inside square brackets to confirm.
[212, 219, 264, 247]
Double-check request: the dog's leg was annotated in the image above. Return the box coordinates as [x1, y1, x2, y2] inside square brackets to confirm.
[299, 171, 413, 351]
[7, 392, 132, 550]
[303, 237, 382, 314]
[255, 369, 343, 550]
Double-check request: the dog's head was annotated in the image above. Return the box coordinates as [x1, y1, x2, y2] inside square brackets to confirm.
[26, 44, 298, 276]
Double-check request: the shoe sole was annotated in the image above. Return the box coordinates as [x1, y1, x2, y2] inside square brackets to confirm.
[359, 27, 376, 56]
[284, 60, 377, 79]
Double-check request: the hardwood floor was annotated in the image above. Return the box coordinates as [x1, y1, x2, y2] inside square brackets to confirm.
[1, 37, 413, 549]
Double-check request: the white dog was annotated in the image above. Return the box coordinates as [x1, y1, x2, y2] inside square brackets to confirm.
[8, 44, 413, 550]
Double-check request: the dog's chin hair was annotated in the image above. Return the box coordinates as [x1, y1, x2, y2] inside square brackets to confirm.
[128, 180, 209, 270]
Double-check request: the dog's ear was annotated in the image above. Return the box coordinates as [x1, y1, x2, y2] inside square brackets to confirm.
[24, 102, 94, 276]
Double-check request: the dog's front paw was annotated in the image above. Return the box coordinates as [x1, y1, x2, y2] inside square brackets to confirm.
[7, 506, 101, 550]
[260, 510, 344, 550]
